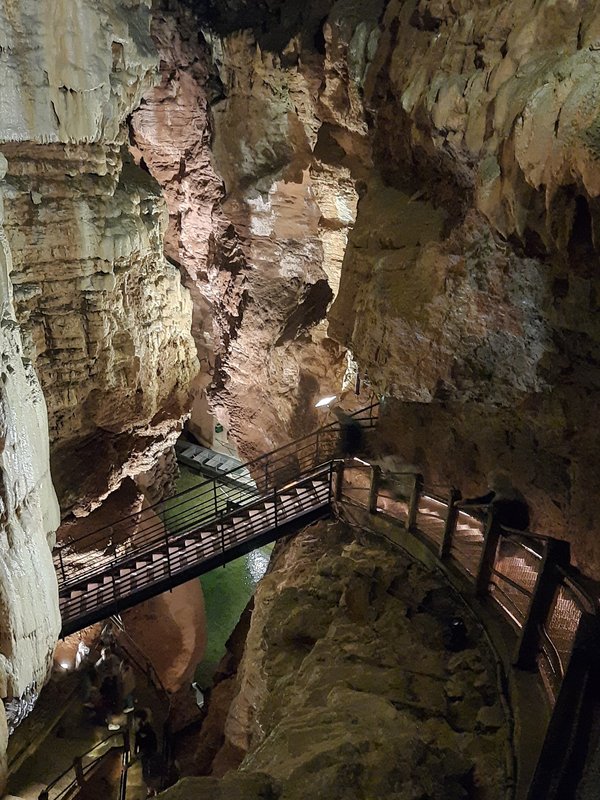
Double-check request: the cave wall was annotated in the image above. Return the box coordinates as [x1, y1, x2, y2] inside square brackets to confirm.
[0, 155, 61, 787]
[129, 0, 387, 460]
[0, 0, 200, 784]
[328, 0, 600, 575]
[0, 0, 199, 517]
[168, 520, 512, 799]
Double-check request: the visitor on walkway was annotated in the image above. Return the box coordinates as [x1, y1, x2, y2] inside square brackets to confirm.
[95, 646, 120, 680]
[134, 709, 160, 795]
[95, 647, 120, 715]
[100, 621, 117, 649]
[119, 659, 136, 713]
[456, 471, 530, 531]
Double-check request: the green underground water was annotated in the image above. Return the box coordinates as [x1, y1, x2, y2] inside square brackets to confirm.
[163, 466, 272, 688]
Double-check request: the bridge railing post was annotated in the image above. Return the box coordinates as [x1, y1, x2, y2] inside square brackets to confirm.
[58, 548, 66, 582]
[110, 567, 118, 612]
[368, 465, 381, 514]
[475, 512, 502, 597]
[74, 756, 85, 787]
[164, 525, 172, 579]
[526, 612, 599, 800]
[212, 480, 218, 519]
[273, 486, 278, 528]
[439, 488, 461, 560]
[514, 539, 571, 670]
[315, 429, 320, 466]
[122, 729, 130, 766]
[334, 461, 344, 502]
[407, 473, 424, 532]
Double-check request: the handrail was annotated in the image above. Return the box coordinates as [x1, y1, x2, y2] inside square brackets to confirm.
[39, 732, 128, 800]
[58, 464, 334, 633]
[110, 616, 171, 707]
[55, 401, 378, 553]
[57, 462, 333, 594]
[110, 616, 172, 794]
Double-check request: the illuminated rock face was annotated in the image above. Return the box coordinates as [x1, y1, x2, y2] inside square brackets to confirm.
[0, 0, 198, 517]
[0, 0, 196, 786]
[129, 1, 383, 460]
[0, 155, 61, 788]
[329, 0, 600, 574]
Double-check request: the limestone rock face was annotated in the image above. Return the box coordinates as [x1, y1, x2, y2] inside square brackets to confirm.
[129, 2, 384, 460]
[0, 0, 197, 784]
[165, 520, 511, 799]
[328, 0, 600, 572]
[0, 157, 60, 788]
[0, 0, 199, 515]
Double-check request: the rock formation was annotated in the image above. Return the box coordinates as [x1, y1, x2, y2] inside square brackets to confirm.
[0, 153, 60, 789]
[0, 0, 198, 518]
[328, 0, 600, 574]
[165, 520, 512, 799]
[0, 0, 197, 785]
[129, 0, 381, 460]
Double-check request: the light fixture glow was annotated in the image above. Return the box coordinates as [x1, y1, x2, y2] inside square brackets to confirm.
[315, 395, 337, 408]
[60, 661, 70, 670]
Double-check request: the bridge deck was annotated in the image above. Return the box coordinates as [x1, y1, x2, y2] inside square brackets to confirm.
[59, 469, 332, 636]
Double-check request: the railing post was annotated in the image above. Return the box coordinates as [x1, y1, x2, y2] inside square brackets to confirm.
[327, 461, 333, 505]
[264, 459, 269, 492]
[407, 473, 424, 532]
[212, 479, 218, 518]
[220, 519, 225, 556]
[514, 539, 571, 670]
[439, 488, 461, 559]
[315, 429, 320, 466]
[58, 548, 66, 582]
[273, 486, 278, 528]
[368, 465, 381, 514]
[335, 461, 344, 501]
[111, 566, 118, 612]
[164, 525, 172, 579]
[122, 729, 130, 766]
[526, 612, 600, 800]
[475, 512, 502, 597]
[74, 755, 85, 787]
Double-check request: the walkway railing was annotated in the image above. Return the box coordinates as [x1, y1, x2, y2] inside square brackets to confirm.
[38, 730, 129, 800]
[54, 402, 378, 580]
[110, 615, 173, 791]
[337, 460, 600, 800]
[337, 461, 599, 707]
[56, 403, 378, 635]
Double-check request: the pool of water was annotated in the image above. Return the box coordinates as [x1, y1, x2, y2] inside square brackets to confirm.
[165, 466, 272, 688]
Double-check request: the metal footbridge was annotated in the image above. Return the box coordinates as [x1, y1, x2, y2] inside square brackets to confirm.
[55, 404, 378, 636]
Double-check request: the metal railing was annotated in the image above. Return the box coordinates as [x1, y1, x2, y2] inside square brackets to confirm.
[336, 461, 599, 706]
[54, 402, 378, 586]
[58, 463, 336, 633]
[336, 460, 600, 800]
[110, 616, 173, 793]
[38, 730, 129, 800]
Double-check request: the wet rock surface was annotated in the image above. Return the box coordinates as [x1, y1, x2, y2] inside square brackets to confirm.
[166, 519, 512, 799]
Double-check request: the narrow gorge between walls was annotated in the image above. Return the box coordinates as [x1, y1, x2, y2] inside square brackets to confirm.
[1, 0, 600, 798]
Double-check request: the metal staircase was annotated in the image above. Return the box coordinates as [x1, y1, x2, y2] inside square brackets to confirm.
[55, 403, 378, 636]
